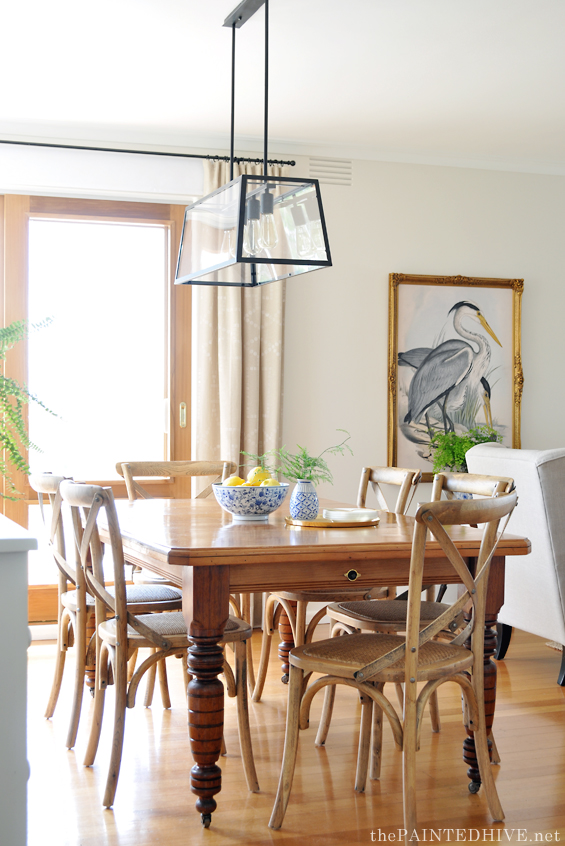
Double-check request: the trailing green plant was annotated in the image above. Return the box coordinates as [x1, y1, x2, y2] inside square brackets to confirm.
[0, 319, 53, 499]
[243, 429, 353, 486]
[430, 425, 502, 474]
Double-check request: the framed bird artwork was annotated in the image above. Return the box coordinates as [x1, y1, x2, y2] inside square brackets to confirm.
[387, 273, 523, 471]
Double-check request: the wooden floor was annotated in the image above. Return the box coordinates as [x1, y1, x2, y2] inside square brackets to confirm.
[27, 627, 565, 845]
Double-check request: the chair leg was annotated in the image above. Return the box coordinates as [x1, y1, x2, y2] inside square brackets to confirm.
[127, 649, 138, 683]
[45, 616, 68, 719]
[315, 683, 336, 746]
[157, 657, 171, 709]
[489, 731, 501, 765]
[252, 594, 278, 702]
[83, 642, 109, 768]
[66, 609, 87, 749]
[269, 663, 304, 830]
[370, 682, 384, 780]
[234, 640, 259, 792]
[402, 691, 418, 836]
[395, 683, 404, 712]
[144, 650, 157, 707]
[102, 645, 129, 808]
[429, 689, 441, 733]
[495, 623, 512, 660]
[355, 693, 373, 792]
[558, 646, 565, 687]
[240, 594, 256, 696]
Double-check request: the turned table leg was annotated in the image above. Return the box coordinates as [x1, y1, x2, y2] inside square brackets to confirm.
[183, 565, 230, 827]
[463, 555, 505, 791]
[278, 601, 297, 684]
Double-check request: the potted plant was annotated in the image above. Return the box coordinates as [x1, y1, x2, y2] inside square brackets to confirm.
[1, 319, 52, 499]
[243, 429, 352, 520]
[430, 425, 502, 475]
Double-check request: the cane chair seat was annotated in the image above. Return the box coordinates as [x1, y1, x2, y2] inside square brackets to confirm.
[99, 611, 250, 648]
[329, 598, 462, 633]
[62, 583, 182, 614]
[295, 633, 473, 683]
[273, 586, 384, 604]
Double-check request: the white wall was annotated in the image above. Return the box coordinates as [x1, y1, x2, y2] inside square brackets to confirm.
[283, 156, 565, 505]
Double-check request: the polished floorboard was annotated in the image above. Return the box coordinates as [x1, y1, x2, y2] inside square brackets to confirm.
[27, 627, 565, 845]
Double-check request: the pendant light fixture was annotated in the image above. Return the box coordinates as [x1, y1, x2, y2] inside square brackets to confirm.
[175, 0, 332, 288]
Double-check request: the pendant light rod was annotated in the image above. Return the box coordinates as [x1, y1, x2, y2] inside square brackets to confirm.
[230, 22, 237, 181]
[263, 0, 269, 176]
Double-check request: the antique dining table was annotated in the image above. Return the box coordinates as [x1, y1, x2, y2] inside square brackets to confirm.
[110, 494, 531, 826]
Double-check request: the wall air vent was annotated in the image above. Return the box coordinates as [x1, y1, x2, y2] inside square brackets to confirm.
[309, 156, 352, 187]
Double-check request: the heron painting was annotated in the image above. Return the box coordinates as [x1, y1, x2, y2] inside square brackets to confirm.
[388, 274, 523, 470]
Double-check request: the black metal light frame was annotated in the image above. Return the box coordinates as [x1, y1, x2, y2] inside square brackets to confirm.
[174, 0, 332, 288]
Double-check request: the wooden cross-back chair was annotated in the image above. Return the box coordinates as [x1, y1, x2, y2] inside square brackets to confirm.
[251, 466, 421, 703]
[30, 472, 186, 748]
[116, 459, 246, 694]
[323, 471, 515, 749]
[59, 480, 259, 812]
[269, 491, 518, 835]
[30, 472, 85, 748]
[116, 459, 237, 502]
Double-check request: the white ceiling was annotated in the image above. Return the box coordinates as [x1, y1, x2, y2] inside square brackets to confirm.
[2, 0, 565, 173]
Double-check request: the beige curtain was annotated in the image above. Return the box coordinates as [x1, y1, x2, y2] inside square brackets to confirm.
[192, 160, 287, 488]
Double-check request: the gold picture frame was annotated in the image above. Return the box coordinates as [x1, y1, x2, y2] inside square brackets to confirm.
[387, 273, 523, 470]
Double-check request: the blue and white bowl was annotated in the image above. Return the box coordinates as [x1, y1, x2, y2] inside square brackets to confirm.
[212, 482, 289, 522]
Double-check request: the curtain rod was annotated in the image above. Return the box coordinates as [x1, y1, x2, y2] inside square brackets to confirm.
[0, 138, 295, 167]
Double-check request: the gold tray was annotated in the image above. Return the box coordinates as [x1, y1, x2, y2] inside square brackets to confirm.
[285, 516, 380, 529]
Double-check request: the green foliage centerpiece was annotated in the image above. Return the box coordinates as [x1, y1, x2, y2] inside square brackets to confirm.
[430, 425, 502, 474]
[243, 430, 352, 520]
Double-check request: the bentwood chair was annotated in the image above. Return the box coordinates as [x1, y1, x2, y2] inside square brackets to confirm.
[116, 459, 247, 696]
[59, 480, 259, 809]
[30, 473, 184, 748]
[116, 459, 237, 502]
[322, 471, 514, 752]
[269, 491, 517, 834]
[251, 466, 421, 703]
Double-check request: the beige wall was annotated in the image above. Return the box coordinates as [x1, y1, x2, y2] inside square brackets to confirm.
[283, 156, 565, 504]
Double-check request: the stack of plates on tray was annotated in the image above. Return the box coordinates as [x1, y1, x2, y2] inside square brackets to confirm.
[322, 507, 379, 523]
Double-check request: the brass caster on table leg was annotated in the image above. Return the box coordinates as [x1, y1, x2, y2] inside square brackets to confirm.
[201, 813, 212, 828]
[468, 781, 481, 794]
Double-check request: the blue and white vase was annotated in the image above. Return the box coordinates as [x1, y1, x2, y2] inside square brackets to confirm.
[289, 479, 319, 520]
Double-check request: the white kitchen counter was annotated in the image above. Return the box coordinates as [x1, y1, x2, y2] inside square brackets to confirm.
[0, 514, 37, 846]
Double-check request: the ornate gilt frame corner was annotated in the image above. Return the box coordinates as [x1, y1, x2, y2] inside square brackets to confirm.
[511, 278, 524, 449]
[387, 273, 524, 468]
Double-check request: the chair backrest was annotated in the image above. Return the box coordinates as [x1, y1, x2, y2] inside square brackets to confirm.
[59, 480, 170, 650]
[430, 471, 514, 501]
[116, 460, 238, 502]
[357, 466, 421, 515]
[29, 473, 79, 587]
[466, 443, 565, 645]
[354, 491, 518, 686]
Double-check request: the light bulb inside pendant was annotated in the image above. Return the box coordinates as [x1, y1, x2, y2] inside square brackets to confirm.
[244, 195, 263, 256]
[260, 188, 278, 250]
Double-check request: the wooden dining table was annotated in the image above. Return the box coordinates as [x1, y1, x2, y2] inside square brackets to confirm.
[110, 495, 530, 827]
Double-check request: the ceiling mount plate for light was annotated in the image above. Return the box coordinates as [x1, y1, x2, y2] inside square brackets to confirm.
[223, 0, 265, 29]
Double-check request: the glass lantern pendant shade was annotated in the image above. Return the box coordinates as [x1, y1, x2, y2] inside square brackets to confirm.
[175, 173, 331, 287]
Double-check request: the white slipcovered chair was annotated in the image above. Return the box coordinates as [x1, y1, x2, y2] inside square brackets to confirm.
[466, 443, 565, 685]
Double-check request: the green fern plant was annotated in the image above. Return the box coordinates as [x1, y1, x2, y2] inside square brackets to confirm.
[0, 319, 53, 499]
[430, 425, 502, 474]
[243, 429, 353, 486]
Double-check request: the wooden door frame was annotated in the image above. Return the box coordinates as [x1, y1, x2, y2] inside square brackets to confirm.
[1, 194, 191, 621]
